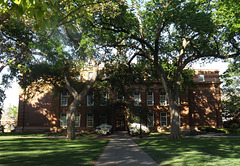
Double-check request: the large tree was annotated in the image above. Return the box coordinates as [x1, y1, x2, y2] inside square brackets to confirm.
[88, 0, 240, 139]
[221, 56, 240, 120]
[16, 0, 124, 140]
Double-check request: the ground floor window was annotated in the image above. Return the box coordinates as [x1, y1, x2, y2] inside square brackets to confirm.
[147, 112, 154, 127]
[160, 112, 167, 127]
[60, 113, 81, 127]
[60, 113, 67, 127]
[75, 113, 80, 127]
[87, 113, 94, 127]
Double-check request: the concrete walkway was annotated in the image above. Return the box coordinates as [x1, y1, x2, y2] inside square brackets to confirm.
[95, 132, 159, 166]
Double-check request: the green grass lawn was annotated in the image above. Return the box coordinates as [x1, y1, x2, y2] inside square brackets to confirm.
[0, 138, 108, 166]
[135, 138, 240, 166]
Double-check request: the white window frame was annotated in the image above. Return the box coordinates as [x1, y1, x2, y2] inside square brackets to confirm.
[117, 92, 124, 101]
[147, 92, 154, 106]
[134, 93, 141, 106]
[160, 112, 167, 127]
[147, 112, 154, 127]
[60, 113, 80, 127]
[100, 93, 108, 106]
[177, 97, 181, 106]
[75, 113, 80, 127]
[87, 93, 94, 106]
[87, 113, 94, 127]
[88, 72, 93, 80]
[61, 92, 68, 106]
[198, 74, 205, 82]
[60, 113, 67, 127]
[160, 92, 167, 106]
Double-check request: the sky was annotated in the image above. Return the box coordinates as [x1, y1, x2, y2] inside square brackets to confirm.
[2, 60, 229, 110]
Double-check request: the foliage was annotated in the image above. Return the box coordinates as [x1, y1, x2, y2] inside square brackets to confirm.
[129, 123, 150, 136]
[89, 0, 240, 139]
[221, 56, 240, 119]
[0, 138, 108, 166]
[136, 138, 240, 166]
[9, 105, 18, 118]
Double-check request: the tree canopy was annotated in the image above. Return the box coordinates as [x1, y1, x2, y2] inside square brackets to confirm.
[0, 0, 239, 139]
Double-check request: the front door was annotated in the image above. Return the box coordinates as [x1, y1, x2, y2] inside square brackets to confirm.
[115, 118, 125, 131]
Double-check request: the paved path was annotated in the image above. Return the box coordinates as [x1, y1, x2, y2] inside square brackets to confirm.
[95, 132, 159, 166]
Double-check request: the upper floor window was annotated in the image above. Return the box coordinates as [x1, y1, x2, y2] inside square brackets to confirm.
[87, 93, 94, 106]
[134, 93, 141, 106]
[61, 92, 68, 106]
[117, 92, 125, 101]
[160, 92, 167, 106]
[198, 74, 205, 82]
[100, 93, 108, 106]
[88, 72, 93, 80]
[147, 92, 154, 106]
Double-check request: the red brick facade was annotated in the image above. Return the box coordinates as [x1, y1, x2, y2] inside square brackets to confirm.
[17, 70, 222, 133]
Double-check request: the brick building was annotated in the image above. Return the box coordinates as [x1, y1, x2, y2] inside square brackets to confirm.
[17, 69, 222, 133]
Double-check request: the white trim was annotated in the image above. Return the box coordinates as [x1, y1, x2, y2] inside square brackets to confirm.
[198, 74, 205, 82]
[134, 93, 141, 106]
[147, 92, 154, 106]
[87, 113, 94, 127]
[61, 92, 68, 106]
[160, 112, 167, 127]
[160, 92, 167, 106]
[87, 93, 94, 106]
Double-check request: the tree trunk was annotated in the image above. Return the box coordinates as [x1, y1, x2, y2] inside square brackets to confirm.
[168, 93, 181, 139]
[66, 99, 78, 140]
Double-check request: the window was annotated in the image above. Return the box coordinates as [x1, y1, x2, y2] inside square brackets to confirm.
[117, 92, 124, 101]
[160, 92, 167, 106]
[60, 113, 67, 127]
[134, 93, 141, 106]
[88, 72, 93, 80]
[177, 97, 180, 106]
[87, 93, 94, 106]
[147, 92, 154, 106]
[100, 93, 108, 106]
[100, 113, 107, 124]
[87, 113, 94, 127]
[160, 112, 167, 127]
[198, 74, 205, 82]
[60, 113, 81, 127]
[61, 92, 68, 106]
[75, 113, 80, 127]
[147, 112, 154, 127]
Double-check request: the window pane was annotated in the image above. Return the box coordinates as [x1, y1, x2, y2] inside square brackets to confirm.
[87, 114, 93, 127]
[100, 93, 107, 106]
[87, 93, 94, 106]
[117, 92, 124, 101]
[160, 92, 167, 106]
[75, 113, 80, 127]
[147, 92, 154, 106]
[134, 93, 141, 106]
[60, 113, 67, 127]
[198, 74, 205, 82]
[147, 112, 154, 127]
[160, 113, 167, 127]
[61, 92, 68, 106]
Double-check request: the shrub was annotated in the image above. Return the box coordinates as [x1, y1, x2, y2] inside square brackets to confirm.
[129, 123, 150, 136]
[95, 124, 112, 135]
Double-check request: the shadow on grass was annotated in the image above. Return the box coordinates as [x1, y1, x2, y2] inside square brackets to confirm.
[0, 138, 108, 166]
[135, 138, 240, 166]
